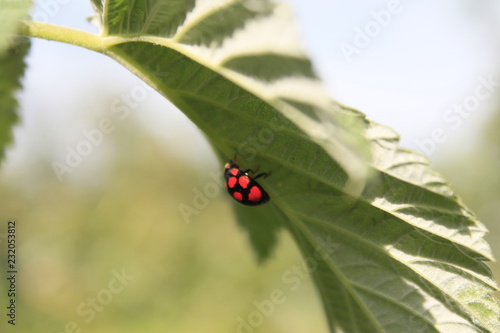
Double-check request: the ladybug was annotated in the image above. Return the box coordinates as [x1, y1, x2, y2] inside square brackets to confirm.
[224, 160, 270, 206]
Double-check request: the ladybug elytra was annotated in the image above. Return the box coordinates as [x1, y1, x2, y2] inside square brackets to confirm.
[224, 161, 270, 206]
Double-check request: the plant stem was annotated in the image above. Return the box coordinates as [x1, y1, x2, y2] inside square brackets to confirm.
[18, 21, 106, 54]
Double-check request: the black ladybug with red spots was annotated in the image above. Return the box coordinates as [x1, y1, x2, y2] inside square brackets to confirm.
[223, 160, 270, 206]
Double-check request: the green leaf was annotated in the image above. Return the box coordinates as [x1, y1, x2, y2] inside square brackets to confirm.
[283, 119, 500, 332]
[32, 0, 500, 331]
[87, 0, 371, 261]
[0, 38, 30, 163]
[0, 0, 32, 51]
[0, 0, 31, 163]
[233, 200, 283, 263]
[90, 0, 371, 191]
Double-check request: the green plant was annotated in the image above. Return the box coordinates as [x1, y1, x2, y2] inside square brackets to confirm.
[2, 1, 499, 332]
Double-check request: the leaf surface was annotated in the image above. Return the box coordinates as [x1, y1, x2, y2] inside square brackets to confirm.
[87, 1, 500, 331]
[0, 0, 32, 51]
[0, 1, 31, 163]
[0, 39, 30, 164]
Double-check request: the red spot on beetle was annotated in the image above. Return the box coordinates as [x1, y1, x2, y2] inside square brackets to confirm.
[227, 177, 237, 188]
[233, 192, 243, 201]
[248, 186, 262, 202]
[238, 176, 250, 189]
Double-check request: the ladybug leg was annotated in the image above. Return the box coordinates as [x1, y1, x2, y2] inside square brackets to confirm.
[244, 165, 261, 175]
[245, 165, 270, 179]
[254, 172, 270, 179]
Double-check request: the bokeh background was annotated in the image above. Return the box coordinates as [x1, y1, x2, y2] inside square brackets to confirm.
[1, 1, 500, 332]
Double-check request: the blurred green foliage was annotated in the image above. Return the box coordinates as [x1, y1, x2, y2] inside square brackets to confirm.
[0, 37, 30, 164]
[437, 104, 500, 300]
[0, 119, 328, 333]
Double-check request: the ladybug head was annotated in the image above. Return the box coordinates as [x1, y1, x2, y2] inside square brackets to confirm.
[224, 160, 236, 173]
